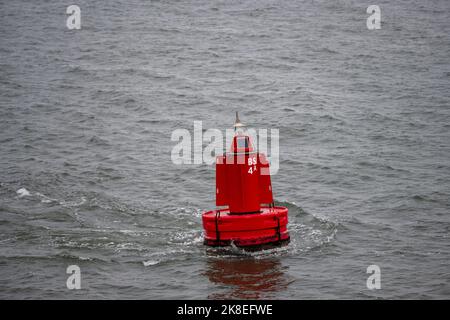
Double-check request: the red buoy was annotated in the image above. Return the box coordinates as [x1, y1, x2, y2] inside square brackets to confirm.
[202, 113, 290, 250]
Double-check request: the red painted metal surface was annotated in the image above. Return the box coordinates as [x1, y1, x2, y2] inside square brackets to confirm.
[202, 207, 290, 249]
[202, 129, 289, 249]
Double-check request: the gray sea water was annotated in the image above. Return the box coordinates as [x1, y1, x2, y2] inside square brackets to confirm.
[1, 0, 450, 299]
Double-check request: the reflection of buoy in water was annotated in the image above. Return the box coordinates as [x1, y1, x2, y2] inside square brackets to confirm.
[204, 258, 290, 299]
[202, 113, 290, 250]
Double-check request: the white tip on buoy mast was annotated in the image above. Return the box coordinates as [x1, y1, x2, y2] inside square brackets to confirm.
[233, 111, 245, 131]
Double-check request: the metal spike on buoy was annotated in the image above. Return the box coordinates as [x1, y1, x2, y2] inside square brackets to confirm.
[233, 111, 245, 131]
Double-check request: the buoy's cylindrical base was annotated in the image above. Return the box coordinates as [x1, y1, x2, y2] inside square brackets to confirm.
[202, 206, 290, 251]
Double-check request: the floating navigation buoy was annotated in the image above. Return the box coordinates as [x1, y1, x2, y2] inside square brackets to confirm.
[202, 113, 290, 250]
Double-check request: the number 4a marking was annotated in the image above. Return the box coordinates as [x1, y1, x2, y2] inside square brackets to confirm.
[248, 165, 257, 174]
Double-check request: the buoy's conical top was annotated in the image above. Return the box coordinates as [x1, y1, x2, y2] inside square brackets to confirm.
[233, 111, 245, 130]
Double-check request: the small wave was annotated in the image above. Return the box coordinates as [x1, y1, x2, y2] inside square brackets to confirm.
[60, 196, 87, 208]
[167, 207, 203, 218]
[143, 260, 159, 267]
[56, 252, 107, 263]
[34, 192, 58, 204]
[16, 188, 31, 197]
[411, 193, 448, 205]
[274, 200, 307, 215]
[320, 47, 339, 54]
[141, 247, 199, 265]
[87, 135, 110, 146]
[168, 230, 203, 246]
[17, 189, 88, 208]
[204, 201, 338, 258]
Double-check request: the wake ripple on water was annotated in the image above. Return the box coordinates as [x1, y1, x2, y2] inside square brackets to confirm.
[200, 200, 339, 260]
[3, 183, 337, 269]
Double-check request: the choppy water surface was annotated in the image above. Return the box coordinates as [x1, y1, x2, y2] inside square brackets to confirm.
[1, 0, 449, 299]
